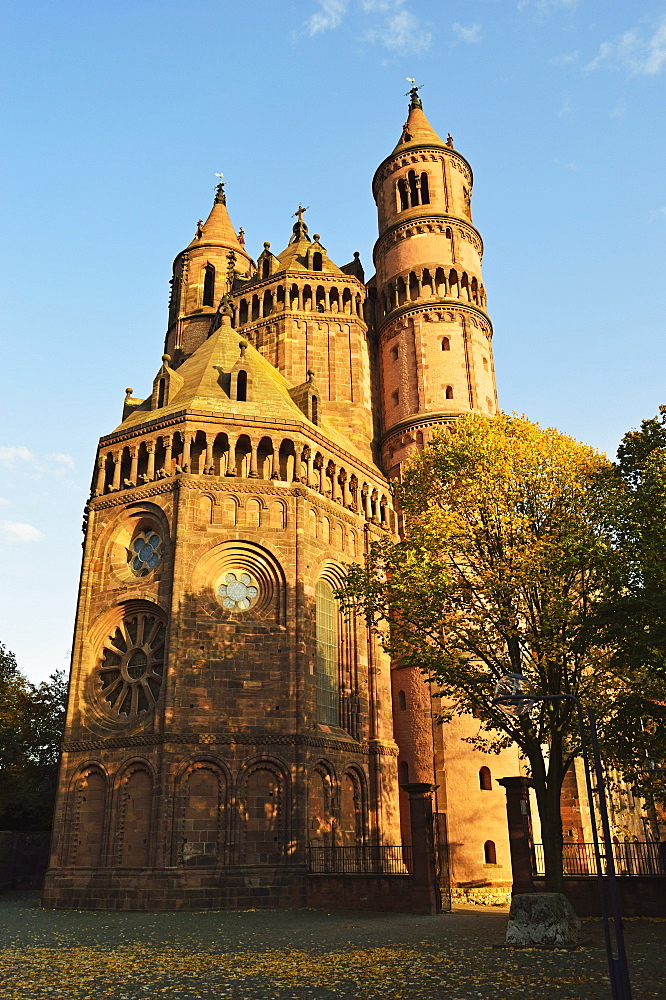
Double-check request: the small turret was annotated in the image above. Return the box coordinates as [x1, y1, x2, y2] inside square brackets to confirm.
[164, 181, 255, 365]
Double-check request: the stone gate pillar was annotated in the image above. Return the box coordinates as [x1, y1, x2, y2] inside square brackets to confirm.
[497, 776, 535, 895]
[402, 782, 440, 914]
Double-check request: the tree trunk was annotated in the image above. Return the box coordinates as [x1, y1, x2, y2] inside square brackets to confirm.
[528, 742, 565, 894]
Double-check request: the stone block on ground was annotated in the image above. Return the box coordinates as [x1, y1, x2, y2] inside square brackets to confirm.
[505, 892, 581, 948]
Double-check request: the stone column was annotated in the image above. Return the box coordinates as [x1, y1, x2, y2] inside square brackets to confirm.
[95, 456, 105, 494]
[205, 438, 214, 472]
[146, 442, 155, 480]
[183, 435, 192, 471]
[402, 782, 441, 915]
[163, 436, 173, 475]
[226, 435, 237, 476]
[248, 441, 258, 478]
[129, 447, 139, 484]
[497, 777, 535, 895]
[111, 451, 121, 491]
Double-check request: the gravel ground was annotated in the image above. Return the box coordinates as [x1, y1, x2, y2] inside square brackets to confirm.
[0, 891, 663, 999]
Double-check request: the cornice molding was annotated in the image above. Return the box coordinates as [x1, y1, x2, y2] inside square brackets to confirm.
[62, 730, 399, 756]
[372, 143, 473, 192]
[373, 215, 483, 262]
[376, 300, 492, 340]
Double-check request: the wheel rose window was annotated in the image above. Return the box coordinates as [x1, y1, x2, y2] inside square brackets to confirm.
[97, 613, 166, 718]
[217, 572, 258, 611]
[131, 531, 161, 576]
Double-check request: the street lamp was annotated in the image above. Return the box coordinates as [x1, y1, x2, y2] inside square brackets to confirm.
[493, 674, 632, 1000]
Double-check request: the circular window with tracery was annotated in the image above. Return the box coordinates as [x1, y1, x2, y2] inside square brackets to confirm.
[216, 571, 259, 612]
[96, 612, 166, 719]
[130, 530, 162, 576]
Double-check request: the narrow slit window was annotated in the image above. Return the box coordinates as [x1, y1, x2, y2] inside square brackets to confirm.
[441, 337, 450, 351]
[237, 370, 247, 402]
[420, 172, 430, 204]
[203, 265, 215, 307]
[445, 385, 453, 399]
[484, 840, 497, 864]
[397, 178, 409, 211]
[312, 252, 323, 272]
[479, 766, 492, 791]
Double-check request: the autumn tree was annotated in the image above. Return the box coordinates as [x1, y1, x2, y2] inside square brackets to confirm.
[339, 412, 629, 893]
[0, 642, 67, 830]
[600, 405, 666, 805]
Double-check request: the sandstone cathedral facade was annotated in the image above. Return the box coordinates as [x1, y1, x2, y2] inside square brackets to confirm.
[44, 91, 531, 911]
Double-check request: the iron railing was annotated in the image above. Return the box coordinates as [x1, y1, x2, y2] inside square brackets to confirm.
[307, 844, 412, 875]
[533, 841, 666, 877]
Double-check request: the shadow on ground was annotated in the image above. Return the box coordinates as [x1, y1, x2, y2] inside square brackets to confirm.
[0, 891, 663, 999]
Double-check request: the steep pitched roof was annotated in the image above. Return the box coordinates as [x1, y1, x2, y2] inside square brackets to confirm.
[116, 316, 363, 453]
[186, 185, 246, 254]
[392, 103, 446, 154]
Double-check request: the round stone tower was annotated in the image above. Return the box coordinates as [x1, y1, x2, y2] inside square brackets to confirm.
[164, 182, 254, 365]
[371, 87, 498, 478]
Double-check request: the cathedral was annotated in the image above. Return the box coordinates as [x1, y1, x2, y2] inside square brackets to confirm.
[43, 90, 530, 911]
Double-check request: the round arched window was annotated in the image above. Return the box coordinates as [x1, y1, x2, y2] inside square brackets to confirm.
[96, 612, 166, 719]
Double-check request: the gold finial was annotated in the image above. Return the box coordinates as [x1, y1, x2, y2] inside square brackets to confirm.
[294, 204, 309, 223]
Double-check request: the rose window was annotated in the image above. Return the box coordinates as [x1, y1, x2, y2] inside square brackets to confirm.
[216, 572, 258, 611]
[130, 531, 161, 576]
[97, 612, 166, 719]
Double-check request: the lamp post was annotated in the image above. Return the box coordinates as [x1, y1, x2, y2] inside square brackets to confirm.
[493, 674, 632, 1000]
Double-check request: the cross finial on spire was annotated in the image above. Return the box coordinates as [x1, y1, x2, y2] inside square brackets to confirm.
[405, 78, 423, 109]
[294, 205, 308, 223]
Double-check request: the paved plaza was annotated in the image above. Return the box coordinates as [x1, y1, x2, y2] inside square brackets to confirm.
[0, 892, 664, 999]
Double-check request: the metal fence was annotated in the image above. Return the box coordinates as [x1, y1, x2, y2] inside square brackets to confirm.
[533, 841, 666, 877]
[307, 844, 412, 875]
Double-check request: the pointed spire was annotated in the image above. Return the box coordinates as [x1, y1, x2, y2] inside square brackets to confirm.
[392, 85, 446, 153]
[188, 180, 246, 254]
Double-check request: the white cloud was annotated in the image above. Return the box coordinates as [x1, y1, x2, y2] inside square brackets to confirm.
[0, 446, 34, 465]
[50, 453, 75, 469]
[452, 22, 482, 45]
[369, 9, 432, 53]
[0, 498, 8, 506]
[306, 0, 349, 36]
[586, 17, 666, 75]
[305, 0, 431, 53]
[0, 520, 44, 543]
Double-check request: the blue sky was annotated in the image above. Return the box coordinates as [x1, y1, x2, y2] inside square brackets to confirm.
[1, 0, 665, 682]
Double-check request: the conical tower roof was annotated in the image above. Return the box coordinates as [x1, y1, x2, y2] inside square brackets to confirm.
[187, 183, 246, 254]
[392, 96, 446, 154]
